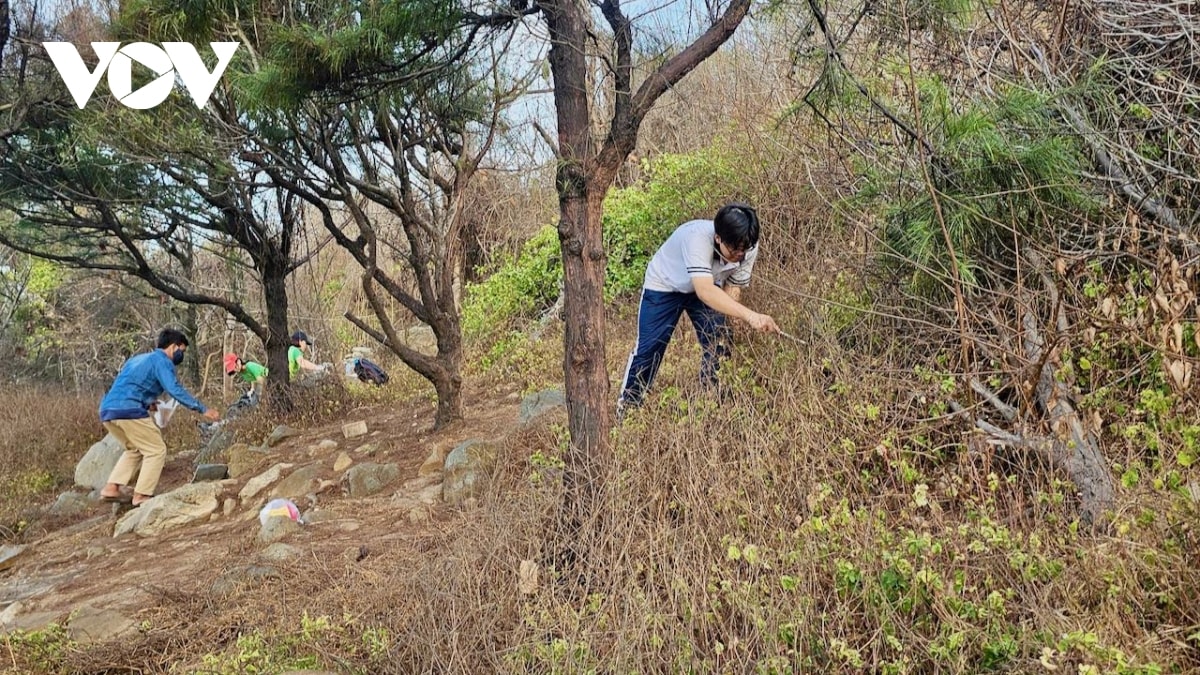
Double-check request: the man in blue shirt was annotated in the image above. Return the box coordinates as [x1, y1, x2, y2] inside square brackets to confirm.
[617, 203, 780, 415]
[98, 329, 220, 507]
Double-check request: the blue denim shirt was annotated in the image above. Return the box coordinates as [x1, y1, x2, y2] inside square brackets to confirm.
[99, 350, 207, 422]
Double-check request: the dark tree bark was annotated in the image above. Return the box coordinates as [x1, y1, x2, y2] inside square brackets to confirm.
[536, 0, 752, 529]
[260, 254, 293, 406]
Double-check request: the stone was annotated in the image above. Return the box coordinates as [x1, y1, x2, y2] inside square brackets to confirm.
[211, 565, 279, 596]
[354, 443, 378, 456]
[407, 507, 429, 524]
[113, 483, 222, 537]
[67, 605, 134, 643]
[192, 464, 228, 482]
[258, 516, 301, 544]
[227, 444, 271, 478]
[519, 388, 566, 426]
[342, 421, 368, 439]
[0, 602, 59, 634]
[333, 452, 353, 473]
[195, 428, 235, 465]
[414, 482, 443, 505]
[0, 545, 30, 572]
[344, 463, 400, 497]
[259, 543, 301, 562]
[239, 463, 293, 501]
[266, 425, 301, 448]
[223, 498, 237, 517]
[418, 446, 446, 477]
[47, 491, 92, 518]
[270, 465, 322, 500]
[303, 508, 336, 524]
[74, 433, 125, 491]
[316, 439, 338, 451]
[442, 439, 499, 505]
[402, 473, 441, 492]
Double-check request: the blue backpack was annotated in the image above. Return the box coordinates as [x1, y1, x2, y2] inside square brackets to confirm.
[353, 358, 389, 385]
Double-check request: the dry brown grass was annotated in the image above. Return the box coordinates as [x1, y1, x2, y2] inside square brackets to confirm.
[18, 267, 1196, 673]
[0, 385, 103, 540]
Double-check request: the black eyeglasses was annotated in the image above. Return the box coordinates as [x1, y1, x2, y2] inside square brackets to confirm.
[714, 239, 751, 261]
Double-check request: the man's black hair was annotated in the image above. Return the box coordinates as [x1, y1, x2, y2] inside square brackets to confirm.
[714, 202, 760, 252]
[290, 330, 312, 346]
[156, 328, 189, 350]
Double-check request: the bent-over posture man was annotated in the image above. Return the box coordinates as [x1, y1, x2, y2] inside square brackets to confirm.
[98, 329, 219, 506]
[288, 331, 324, 380]
[617, 203, 780, 415]
[224, 352, 267, 399]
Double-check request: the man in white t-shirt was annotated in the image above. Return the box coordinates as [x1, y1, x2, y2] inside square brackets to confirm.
[617, 203, 780, 413]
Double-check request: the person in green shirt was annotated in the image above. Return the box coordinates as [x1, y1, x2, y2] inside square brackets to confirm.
[223, 352, 267, 397]
[288, 331, 324, 380]
[199, 352, 269, 439]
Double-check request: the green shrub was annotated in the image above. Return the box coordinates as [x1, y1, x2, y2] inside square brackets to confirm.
[462, 146, 748, 339]
[461, 224, 562, 338]
[857, 80, 1092, 294]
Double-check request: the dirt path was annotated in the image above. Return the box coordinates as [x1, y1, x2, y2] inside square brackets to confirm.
[0, 390, 523, 639]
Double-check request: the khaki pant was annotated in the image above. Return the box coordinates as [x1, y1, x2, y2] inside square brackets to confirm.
[103, 417, 168, 496]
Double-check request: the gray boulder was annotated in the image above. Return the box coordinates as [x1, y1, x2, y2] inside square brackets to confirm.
[265, 425, 301, 448]
[269, 465, 322, 500]
[227, 444, 271, 478]
[67, 605, 134, 643]
[344, 463, 400, 497]
[519, 389, 566, 426]
[258, 516, 301, 544]
[0, 545, 30, 572]
[259, 543, 301, 562]
[192, 464, 228, 482]
[195, 428, 235, 465]
[113, 483, 222, 537]
[74, 433, 125, 491]
[239, 463, 293, 500]
[47, 491, 94, 517]
[442, 439, 499, 505]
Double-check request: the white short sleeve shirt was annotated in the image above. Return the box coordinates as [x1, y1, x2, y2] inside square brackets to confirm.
[643, 219, 758, 293]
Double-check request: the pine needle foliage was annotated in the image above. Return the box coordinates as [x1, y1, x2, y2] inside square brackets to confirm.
[858, 79, 1093, 295]
[117, 0, 464, 108]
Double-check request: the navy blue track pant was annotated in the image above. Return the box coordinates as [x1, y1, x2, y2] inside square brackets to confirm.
[618, 289, 731, 407]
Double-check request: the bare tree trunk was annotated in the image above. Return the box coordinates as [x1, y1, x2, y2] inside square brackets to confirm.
[261, 260, 292, 409]
[541, 0, 608, 533]
[432, 347, 464, 428]
[558, 188, 612, 522]
[181, 300, 201, 385]
[538, 0, 752, 546]
[1021, 307, 1114, 526]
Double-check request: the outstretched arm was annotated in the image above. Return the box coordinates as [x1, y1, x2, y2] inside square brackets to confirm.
[693, 276, 779, 333]
[156, 359, 220, 420]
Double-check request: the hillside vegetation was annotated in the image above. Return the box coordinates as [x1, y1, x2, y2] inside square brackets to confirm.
[2, 0, 1199, 672]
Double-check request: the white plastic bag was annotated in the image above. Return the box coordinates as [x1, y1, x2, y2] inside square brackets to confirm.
[259, 498, 302, 526]
[153, 396, 180, 429]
